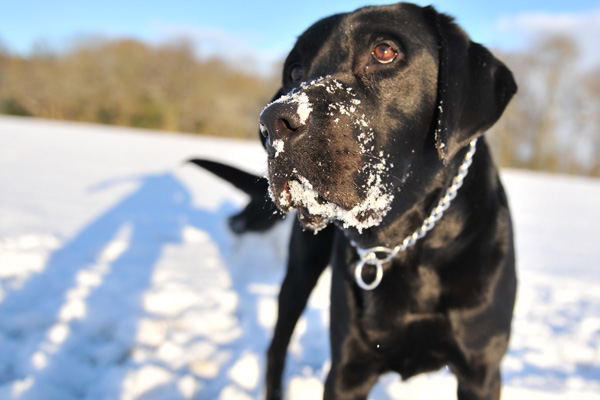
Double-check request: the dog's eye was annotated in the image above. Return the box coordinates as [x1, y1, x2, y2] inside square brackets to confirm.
[372, 43, 397, 64]
[290, 65, 304, 83]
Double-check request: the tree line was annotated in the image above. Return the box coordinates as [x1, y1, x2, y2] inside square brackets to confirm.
[0, 36, 598, 176]
[0, 38, 278, 138]
[488, 36, 600, 177]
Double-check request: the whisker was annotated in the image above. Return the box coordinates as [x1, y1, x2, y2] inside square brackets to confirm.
[361, 152, 387, 162]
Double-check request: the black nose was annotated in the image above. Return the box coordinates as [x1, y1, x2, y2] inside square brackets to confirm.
[259, 100, 309, 155]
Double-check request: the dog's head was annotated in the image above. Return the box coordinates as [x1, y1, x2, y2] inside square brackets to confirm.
[259, 3, 516, 233]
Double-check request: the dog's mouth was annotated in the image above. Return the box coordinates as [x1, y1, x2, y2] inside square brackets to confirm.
[269, 170, 394, 233]
[272, 175, 339, 232]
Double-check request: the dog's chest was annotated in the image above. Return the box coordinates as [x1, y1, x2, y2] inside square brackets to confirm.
[356, 265, 459, 376]
[360, 305, 457, 378]
[363, 263, 443, 317]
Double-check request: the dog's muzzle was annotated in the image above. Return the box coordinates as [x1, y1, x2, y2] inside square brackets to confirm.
[259, 80, 395, 233]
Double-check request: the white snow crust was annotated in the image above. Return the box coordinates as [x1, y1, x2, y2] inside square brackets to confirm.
[272, 139, 284, 158]
[1, 115, 600, 399]
[287, 174, 393, 233]
[261, 77, 331, 126]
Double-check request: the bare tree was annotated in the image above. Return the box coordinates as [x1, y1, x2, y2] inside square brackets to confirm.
[489, 35, 599, 176]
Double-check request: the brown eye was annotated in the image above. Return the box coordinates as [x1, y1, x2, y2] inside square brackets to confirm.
[290, 65, 304, 83]
[372, 43, 397, 64]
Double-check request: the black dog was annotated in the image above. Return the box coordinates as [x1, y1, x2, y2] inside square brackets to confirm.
[191, 3, 517, 399]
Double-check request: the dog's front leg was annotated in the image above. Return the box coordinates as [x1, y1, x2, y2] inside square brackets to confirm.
[265, 218, 335, 400]
[323, 255, 381, 400]
[456, 366, 501, 400]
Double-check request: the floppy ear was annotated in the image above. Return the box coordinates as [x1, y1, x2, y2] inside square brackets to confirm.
[260, 88, 285, 149]
[430, 8, 517, 164]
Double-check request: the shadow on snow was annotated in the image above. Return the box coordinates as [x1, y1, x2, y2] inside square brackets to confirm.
[0, 171, 295, 399]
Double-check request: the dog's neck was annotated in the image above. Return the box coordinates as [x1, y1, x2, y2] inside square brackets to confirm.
[342, 139, 479, 260]
[339, 140, 481, 290]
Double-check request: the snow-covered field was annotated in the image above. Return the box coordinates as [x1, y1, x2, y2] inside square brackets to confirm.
[0, 115, 599, 399]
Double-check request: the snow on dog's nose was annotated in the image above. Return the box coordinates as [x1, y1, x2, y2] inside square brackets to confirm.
[259, 91, 312, 157]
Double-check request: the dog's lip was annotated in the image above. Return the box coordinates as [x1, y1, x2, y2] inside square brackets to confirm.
[273, 174, 337, 212]
[281, 180, 291, 208]
[269, 165, 394, 233]
[286, 177, 334, 207]
[296, 205, 329, 229]
[272, 179, 291, 212]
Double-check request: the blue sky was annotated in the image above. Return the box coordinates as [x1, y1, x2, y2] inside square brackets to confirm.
[1, 0, 599, 70]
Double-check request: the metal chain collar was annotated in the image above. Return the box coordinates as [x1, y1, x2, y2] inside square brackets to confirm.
[351, 139, 478, 290]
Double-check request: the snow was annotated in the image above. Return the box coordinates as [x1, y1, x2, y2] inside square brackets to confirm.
[261, 87, 313, 126]
[272, 139, 284, 158]
[294, 92, 312, 125]
[1, 114, 599, 399]
[286, 173, 393, 233]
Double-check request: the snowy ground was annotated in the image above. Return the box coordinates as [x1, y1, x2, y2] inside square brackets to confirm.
[0, 115, 599, 399]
